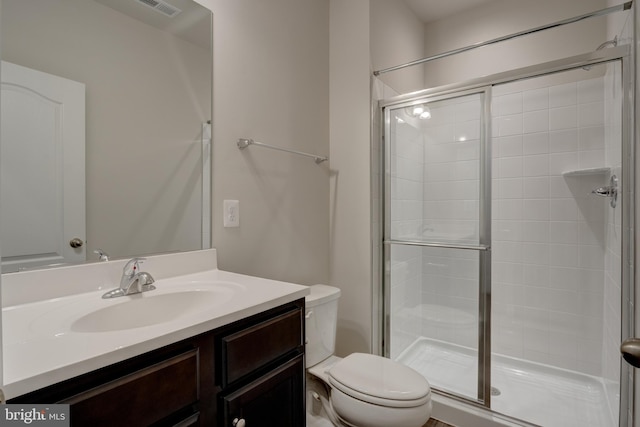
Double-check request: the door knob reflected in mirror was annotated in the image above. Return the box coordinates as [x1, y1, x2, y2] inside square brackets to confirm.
[69, 238, 84, 249]
[620, 338, 640, 368]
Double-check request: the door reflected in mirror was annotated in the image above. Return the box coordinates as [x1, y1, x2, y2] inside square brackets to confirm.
[0, 0, 213, 272]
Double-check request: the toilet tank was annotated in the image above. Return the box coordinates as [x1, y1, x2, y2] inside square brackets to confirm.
[305, 285, 341, 368]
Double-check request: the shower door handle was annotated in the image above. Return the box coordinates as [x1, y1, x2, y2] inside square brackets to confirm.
[620, 338, 640, 368]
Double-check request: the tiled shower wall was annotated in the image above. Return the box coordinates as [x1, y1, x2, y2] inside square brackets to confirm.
[390, 72, 617, 377]
[492, 74, 609, 375]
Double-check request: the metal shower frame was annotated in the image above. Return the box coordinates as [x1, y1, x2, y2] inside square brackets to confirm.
[377, 43, 634, 425]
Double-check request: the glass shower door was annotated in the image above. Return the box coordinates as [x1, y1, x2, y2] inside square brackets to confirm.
[384, 89, 492, 403]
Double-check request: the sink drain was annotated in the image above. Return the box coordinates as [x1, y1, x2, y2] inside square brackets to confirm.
[491, 387, 501, 396]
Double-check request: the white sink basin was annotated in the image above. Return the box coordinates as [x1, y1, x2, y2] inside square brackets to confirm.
[29, 280, 244, 335]
[71, 289, 220, 332]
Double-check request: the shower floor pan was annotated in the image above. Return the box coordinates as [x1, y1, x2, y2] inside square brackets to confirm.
[396, 337, 616, 427]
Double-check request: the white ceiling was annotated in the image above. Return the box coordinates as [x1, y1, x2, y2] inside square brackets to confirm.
[403, 0, 495, 23]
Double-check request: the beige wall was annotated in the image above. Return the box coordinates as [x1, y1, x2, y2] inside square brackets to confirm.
[329, 0, 373, 355]
[201, 0, 331, 287]
[199, 0, 371, 355]
[422, 0, 607, 88]
[2, 0, 210, 260]
[370, 0, 425, 94]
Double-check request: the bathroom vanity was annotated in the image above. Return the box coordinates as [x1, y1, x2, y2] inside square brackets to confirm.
[2, 250, 308, 426]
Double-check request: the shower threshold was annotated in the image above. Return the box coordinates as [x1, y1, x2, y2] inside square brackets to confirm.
[396, 337, 616, 427]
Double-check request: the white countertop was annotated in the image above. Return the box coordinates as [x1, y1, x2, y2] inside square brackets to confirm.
[1, 250, 309, 399]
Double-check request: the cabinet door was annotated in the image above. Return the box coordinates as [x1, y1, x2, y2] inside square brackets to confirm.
[64, 349, 199, 427]
[222, 355, 304, 427]
[221, 307, 302, 387]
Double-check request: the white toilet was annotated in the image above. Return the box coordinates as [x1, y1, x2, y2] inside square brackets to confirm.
[305, 285, 432, 427]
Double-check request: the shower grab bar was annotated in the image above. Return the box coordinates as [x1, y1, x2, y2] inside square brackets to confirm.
[384, 239, 490, 251]
[237, 138, 328, 164]
[373, 1, 632, 76]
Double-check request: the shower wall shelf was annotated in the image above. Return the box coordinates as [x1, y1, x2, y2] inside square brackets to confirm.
[237, 138, 328, 164]
[562, 167, 610, 177]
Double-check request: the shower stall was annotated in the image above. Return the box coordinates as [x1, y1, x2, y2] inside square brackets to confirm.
[377, 9, 634, 427]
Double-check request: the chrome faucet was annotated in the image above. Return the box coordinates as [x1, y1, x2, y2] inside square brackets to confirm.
[102, 257, 156, 299]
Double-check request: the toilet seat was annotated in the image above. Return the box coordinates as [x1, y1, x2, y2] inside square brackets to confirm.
[328, 353, 431, 408]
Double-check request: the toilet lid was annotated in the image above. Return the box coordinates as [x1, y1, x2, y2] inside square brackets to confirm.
[328, 353, 431, 408]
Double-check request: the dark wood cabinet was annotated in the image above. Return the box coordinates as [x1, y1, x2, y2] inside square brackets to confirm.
[221, 355, 304, 427]
[65, 349, 200, 427]
[9, 299, 305, 427]
[217, 304, 304, 427]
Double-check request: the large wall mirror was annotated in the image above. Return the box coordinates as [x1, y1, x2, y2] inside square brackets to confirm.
[0, 0, 212, 272]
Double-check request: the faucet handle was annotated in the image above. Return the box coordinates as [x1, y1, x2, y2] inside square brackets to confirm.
[123, 257, 146, 275]
[93, 248, 110, 261]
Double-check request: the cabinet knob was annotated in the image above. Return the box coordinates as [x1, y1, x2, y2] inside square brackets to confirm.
[232, 418, 246, 427]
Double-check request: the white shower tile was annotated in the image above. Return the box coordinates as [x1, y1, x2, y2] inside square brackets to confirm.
[549, 221, 578, 244]
[451, 180, 478, 200]
[549, 267, 580, 291]
[523, 154, 549, 177]
[493, 241, 523, 263]
[523, 177, 549, 199]
[523, 242, 550, 265]
[522, 132, 549, 155]
[522, 221, 549, 243]
[454, 160, 478, 181]
[523, 199, 549, 220]
[495, 220, 523, 241]
[456, 100, 482, 121]
[523, 110, 549, 134]
[549, 152, 579, 175]
[429, 104, 456, 126]
[579, 126, 605, 151]
[523, 284, 548, 308]
[494, 261, 523, 284]
[497, 199, 524, 220]
[424, 163, 448, 183]
[500, 157, 523, 178]
[578, 222, 604, 246]
[547, 287, 579, 314]
[549, 244, 579, 268]
[498, 92, 523, 115]
[523, 264, 549, 287]
[424, 124, 455, 144]
[523, 87, 549, 112]
[549, 176, 572, 199]
[549, 82, 577, 108]
[548, 331, 578, 358]
[579, 245, 605, 269]
[522, 326, 549, 353]
[577, 339, 602, 367]
[455, 120, 480, 142]
[549, 129, 578, 153]
[578, 102, 604, 127]
[549, 198, 578, 221]
[548, 311, 581, 335]
[497, 135, 523, 157]
[578, 78, 604, 103]
[578, 269, 604, 294]
[455, 140, 480, 161]
[499, 178, 523, 199]
[579, 150, 605, 169]
[499, 114, 523, 136]
[549, 106, 578, 130]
